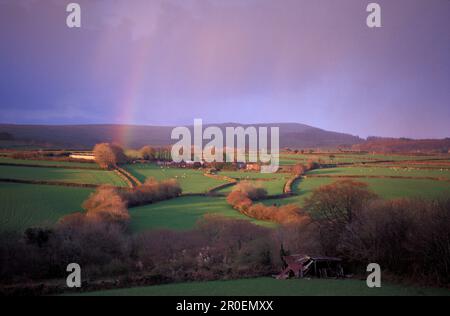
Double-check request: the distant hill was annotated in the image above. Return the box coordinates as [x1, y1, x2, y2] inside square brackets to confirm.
[0, 123, 363, 150]
[353, 137, 450, 153]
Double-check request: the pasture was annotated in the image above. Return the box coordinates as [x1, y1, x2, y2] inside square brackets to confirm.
[74, 277, 450, 296]
[0, 165, 128, 187]
[0, 157, 99, 169]
[264, 176, 450, 208]
[215, 171, 288, 195]
[307, 166, 450, 180]
[0, 182, 92, 233]
[279, 152, 450, 165]
[124, 164, 227, 193]
[129, 196, 274, 232]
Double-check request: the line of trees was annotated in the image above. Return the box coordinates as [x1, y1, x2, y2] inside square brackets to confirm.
[137, 145, 172, 161]
[122, 178, 182, 207]
[304, 180, 450, 285]
[284, 160, 320, 194]
[226, 182, 310, 225]
[292, 160, 320, 176]
[139, 145, 156, 161]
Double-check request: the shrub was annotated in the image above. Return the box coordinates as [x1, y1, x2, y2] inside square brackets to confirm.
[123, 178, 182, 207]
[292, 163, 306, 176]
[226, 190, 252, 211]
[232, 181, 267, 200]
[59, 185, 130, 228]
[83, 185, 130, 224]
[306, 160, 320, 170]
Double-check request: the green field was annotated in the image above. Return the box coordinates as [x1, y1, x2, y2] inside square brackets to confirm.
[279, 153, 450, 165]
[124, 164, 227, 193]
[264, 176, 450, 207]
[0, 165, 127, 186]
[364, 162, 450, 169]
[129, 196, 274, 232]
[0, 157, 99, 169]
[0, 182, 92, 233]
[73, 277, 450, 296]
[307, 166, 450, 180]
[1, 154, 449, 234]
[216, 171, 288, 195]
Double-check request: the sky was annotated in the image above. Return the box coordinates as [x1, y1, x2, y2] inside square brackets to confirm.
[0, 0, 449, 139]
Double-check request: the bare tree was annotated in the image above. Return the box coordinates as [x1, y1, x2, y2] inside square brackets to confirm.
[93, 143, 127, 169]
[304, 179, 378, 255]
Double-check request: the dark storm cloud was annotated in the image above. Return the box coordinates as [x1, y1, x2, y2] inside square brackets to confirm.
[0, 0, 449, 138]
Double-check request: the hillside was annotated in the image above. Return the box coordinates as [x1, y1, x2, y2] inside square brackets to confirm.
[0, 123, 363, 149]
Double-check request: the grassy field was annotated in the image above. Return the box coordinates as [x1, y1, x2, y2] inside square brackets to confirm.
[264, 176, 450, 207]
[0, 182, 92, 233]
[129, 196, 274, 232]
[364, 162, 450, 169]
[73, 277, 450, 296]
[124, 164, 227, 193]
[307, 166, 450, 180]
[0, 165, 128, 186]
[0, 157, 99, 169]
[216, 171, 288, 195]
[279, 152, 450, 165]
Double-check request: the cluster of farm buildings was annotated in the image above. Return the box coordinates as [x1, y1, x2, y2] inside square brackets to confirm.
[69, 152, 261, 171]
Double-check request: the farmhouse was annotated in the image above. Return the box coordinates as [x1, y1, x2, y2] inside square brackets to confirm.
[246, 163, 260, 171]
[69, 152, 95, 160]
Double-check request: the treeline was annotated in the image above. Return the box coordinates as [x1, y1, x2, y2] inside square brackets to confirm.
[127, 145, 171, 161]
[291, 160, 320, 176]
[122, 178, 182, 207]
[353, 137, 450, 153]
[93, 143, 172, 168]
[226, 182, 309, 225]
[284, 161, 320, 194]
[304, 180, 450, 286]
[0, 215, 282, 294]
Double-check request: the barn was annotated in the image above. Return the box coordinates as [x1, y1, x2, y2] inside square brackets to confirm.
[276, 254, 344, 279]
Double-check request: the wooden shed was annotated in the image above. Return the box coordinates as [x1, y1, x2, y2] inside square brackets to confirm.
[276, 254, 344, 279]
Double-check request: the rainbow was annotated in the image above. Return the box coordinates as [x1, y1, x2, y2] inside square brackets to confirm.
[92, 24, 154, 148]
